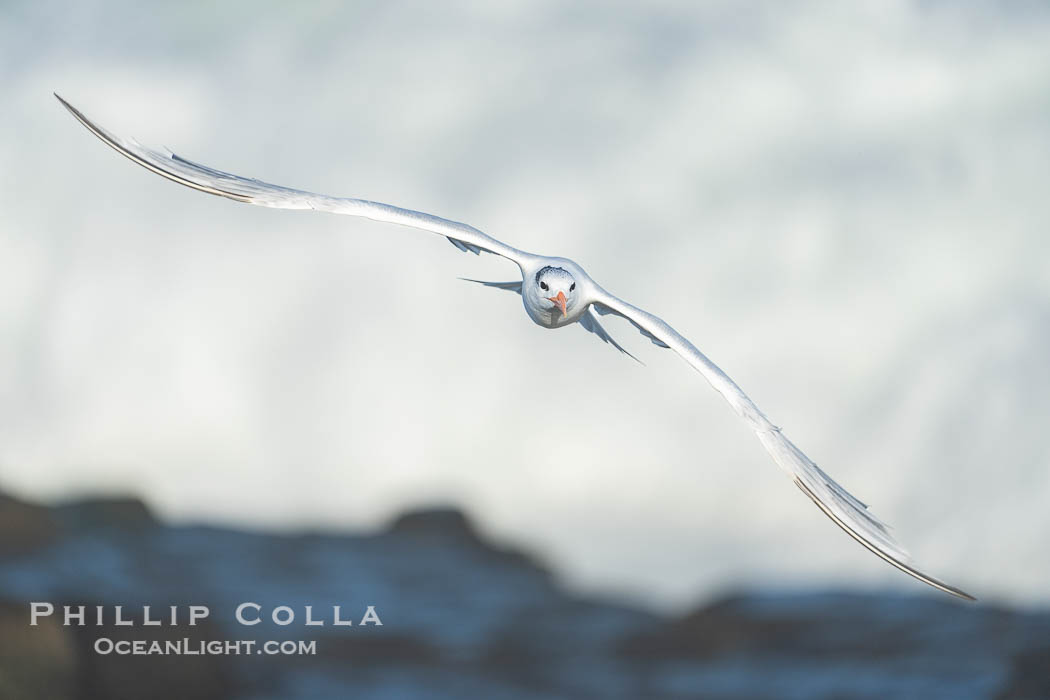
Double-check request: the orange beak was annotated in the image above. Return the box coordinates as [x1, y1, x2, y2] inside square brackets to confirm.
[546, 290, 568, 318]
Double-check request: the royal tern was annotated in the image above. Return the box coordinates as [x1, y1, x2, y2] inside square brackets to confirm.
[55, 94, 974, 601]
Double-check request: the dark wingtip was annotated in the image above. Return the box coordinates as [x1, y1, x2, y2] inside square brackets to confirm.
[54, 93, 88, 125]
[791, 476, 977, 602]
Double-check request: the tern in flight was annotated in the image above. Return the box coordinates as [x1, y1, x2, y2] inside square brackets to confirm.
[55, 94, 974, 601]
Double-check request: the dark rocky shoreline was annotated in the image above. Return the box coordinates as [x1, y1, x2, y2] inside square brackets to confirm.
[0, 489, 1046, 699]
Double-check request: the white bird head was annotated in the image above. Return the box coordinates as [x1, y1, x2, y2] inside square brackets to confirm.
[532, 266, 577, 318]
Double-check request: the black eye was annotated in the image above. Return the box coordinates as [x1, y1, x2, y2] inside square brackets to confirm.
[539, 281, 548, 291]
[570, 283, 575, 291]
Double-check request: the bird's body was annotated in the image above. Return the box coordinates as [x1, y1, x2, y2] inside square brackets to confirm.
[522, 261, 588, 327]
[55, 94, 975, 601]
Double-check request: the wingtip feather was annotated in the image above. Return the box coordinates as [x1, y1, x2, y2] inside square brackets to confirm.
[792, 476, 976, 602]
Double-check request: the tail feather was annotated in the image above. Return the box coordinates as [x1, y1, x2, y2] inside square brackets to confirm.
[458, 278, 523, 294]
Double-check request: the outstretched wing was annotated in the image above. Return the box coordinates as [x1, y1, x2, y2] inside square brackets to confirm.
[594, 292, 975, 601]
[55, 95, 534, 267]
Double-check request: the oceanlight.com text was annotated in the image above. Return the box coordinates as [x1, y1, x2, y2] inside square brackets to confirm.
[93, 638, 317, 656]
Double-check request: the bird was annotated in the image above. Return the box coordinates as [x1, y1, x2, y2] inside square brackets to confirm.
[55, 93, 975, 601]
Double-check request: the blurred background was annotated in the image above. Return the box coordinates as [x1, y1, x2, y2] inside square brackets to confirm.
[1, 0, 1049, 697]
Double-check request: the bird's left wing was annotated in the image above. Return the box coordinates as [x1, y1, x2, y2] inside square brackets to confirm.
[55, 95, 532, 266]
[593, 290, 975, 601]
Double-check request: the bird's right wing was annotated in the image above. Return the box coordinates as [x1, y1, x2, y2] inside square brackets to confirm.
[55, 95, 534, 267]
[594, 290, 975, 601]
